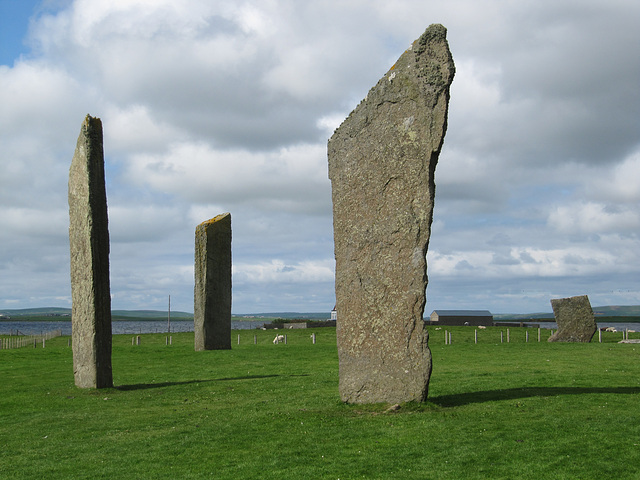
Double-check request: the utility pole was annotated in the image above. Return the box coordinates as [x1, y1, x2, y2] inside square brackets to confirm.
[167, 295, 171, 334]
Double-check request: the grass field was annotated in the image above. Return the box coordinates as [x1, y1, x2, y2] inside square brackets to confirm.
[1, 326, 639, 479]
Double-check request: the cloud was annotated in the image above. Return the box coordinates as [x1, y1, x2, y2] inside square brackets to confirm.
[103, 104, 188, 155]
[547, 202, 639, 236]
[233, 259, 334, 285]
[1, 0, 639, 313]
[588, 150, 640, 204]
[124, 142, 331, 214]
[108, 204, 189, 243]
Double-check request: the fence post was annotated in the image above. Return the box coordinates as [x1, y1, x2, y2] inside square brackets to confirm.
[238, 334, 241, 345]
[284, 334, 288, 345]
[474, 329, 478, 344]
[538, 328, 541, 342]
[507, 328, 510, 343]
[526, 330, 529, 343]
[254, 335, 257, 345]
[312, 333, 316, 344]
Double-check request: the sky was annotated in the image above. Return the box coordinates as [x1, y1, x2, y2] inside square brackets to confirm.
[1, 0, 639, 315]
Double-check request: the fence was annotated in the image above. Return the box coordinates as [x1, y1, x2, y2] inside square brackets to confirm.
[0, 329, 62, 350]
[436, 326, 637, 345]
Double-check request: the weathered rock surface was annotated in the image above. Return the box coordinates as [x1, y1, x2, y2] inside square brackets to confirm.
[548, 295, 597, 342]
[328, 24, 455, 403]
[194, 213, 232, 351]
[68, 114, 113, 389]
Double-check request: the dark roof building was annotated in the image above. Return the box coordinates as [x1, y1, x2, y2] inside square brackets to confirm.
[429, 310, 493, 326]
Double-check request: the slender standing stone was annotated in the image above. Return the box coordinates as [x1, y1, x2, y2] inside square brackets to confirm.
[68, 115, 113, 389]
[328, 24, 455, 403]
[548, 295, 597, 342]
[194, 213, 232, 350]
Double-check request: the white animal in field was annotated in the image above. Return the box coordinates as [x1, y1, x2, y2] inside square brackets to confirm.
[478, 325, 487, 329]
[273, 334, 285, 344]
[604, 327, 617, 332]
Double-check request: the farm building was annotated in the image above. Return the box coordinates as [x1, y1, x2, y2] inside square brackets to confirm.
[428, 310, 493, 326]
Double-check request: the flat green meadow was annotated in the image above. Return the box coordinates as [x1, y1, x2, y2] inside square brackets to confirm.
[1, 326, 639, 479]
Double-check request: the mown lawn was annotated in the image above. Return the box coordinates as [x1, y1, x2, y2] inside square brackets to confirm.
[1, 326, 639, 479]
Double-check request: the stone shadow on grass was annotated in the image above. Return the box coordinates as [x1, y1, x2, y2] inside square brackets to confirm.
[116, 374, 282, 391]
[431, 386, 640, 407]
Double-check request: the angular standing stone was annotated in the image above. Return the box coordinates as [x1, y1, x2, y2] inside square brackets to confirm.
[548, 295, 597, 342]
[68, 114, 113, 389]
[194, 213, 232, 350]
[328, 24, 455, 403]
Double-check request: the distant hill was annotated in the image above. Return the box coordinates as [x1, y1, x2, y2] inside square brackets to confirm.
[0, 307, 330, 321]
[0, 307, 192, 321]
[111, 310, 193, 319]
[3, 306, 638, 322]
[0, 307, 72, 316]
[494, 305, 640, 320]
[593, 305, 640, 316]
[234, 312, 331, 320]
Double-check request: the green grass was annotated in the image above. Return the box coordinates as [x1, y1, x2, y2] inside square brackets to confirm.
[1, 326, 639, 479]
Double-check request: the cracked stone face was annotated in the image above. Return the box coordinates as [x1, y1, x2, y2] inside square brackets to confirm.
[328, 24, 455, 404]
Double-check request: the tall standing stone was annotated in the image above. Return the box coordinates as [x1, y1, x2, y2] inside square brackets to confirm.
[328, 24, 455, 404]
[68, 115, 113, 389]
[548, 295, 597, 342]
[194, 213, 232, 351]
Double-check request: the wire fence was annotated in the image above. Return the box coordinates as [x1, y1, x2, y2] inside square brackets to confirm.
[0, 329, 62, 350]
[432, 326, 638, 345]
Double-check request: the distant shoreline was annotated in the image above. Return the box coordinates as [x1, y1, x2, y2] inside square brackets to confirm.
[3, 316, 640, 323]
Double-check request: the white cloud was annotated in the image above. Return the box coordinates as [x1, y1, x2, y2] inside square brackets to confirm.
[233, 259, 334, 285]
[547, 202, 639, 235]
[590, 150, 640, 203]
[124, 141, 331, 214]
[103, 104, 188, 154]
[2, 0, 640, 313]
[108, 204, 188, 243]
[0, 207, 67, 239]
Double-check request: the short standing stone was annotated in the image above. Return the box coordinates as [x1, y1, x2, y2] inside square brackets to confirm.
[194, 213, 232, 350]
[328, 24, 455, 403]
[548, 295, 597, 342]
[68, 114, 113, 389]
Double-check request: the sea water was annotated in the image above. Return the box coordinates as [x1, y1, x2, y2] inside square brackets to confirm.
[0, 320, 267, 336]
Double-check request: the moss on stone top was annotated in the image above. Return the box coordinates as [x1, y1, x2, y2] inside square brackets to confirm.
[197, 212, 231, 229]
